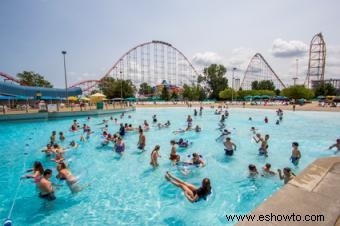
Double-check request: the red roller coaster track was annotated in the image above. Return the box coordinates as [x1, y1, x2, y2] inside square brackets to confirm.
[0, 71, 25, 85]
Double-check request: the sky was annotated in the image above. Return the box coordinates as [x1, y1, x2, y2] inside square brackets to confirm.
[0, 0, 339, 88]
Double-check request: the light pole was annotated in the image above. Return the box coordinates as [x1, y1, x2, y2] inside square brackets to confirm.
[231, 67, 236, 102]
[62, 51, 69, 106]
[120, 71, 123, 100]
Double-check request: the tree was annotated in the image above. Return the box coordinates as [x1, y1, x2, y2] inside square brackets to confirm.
[219, 88, 237, 100]
[170, 91, 178, 100]
[98, 77, 136, 99]
[182, 84, 207, 101]
[281, 85, 314, 100]
[314, 83, 336, 97]
[17, 71, 53, 87]
[251, 80, 275, 90]
[161, 86, 170, 100]
[139, 82, 153, 95]
[198, 64, 228, 99]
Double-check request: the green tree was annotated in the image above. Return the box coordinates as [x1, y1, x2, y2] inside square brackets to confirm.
[161, 86, 170, 100]
[170, 91, 178, 100]
[198, 64, 228, 99]
[219, 88, 237, 100]
[281, 85, 314, 100]
[314, 83, 336, 97]
[182, 84, 206, 101]
[17, 71, 53, 87]
[98, 77, 136, 98]
[251, 80, 275, 90]
[139, 82, 153, 95]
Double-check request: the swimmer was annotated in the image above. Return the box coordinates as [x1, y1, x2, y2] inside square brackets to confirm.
[59, 132, 65, 142]
[21, 161, 44, 182]
[199, 106, 203, 116]
[186, 153, 205, 167]
[264, 117, 268, 123]
[164, 120, 171, 127]
[137, 129, 146, 151]
[53, 144, 65, 153]
[41, 144, 54, 156]
[276, 120, 280, 125]
[143, 120, 150, 130]
[290, 142, 301, 166]
[187, 115, 193, 129]
[278, 167, 295, 184]
[261, 163, 276, 176]
[224, 137, 237, 156]
[83, 124, 90, 133]
[248, 117, 252, 121]
[250, 127, 257, 134]
[165, 172, 211, 202]
[114, 137, 125, 155]
[152, 115, 157, 123]
[87, 116, 91, 121]
[51, 152, 64, 163]
[128, 115, 132, 119]
[248, 164, 259, 177]
[194, 125, 201, 132]
[56, 162, 86, 193]
[169, 140, 179, 165]
[69, 141, 79, 148]
[150, 145, 161, 167]
[114, 118, 118, 124]
[328, 139, 340, 154]
[216, 129, 231, 140]
[50, 131, 56, 144]
[173, 129, 186, 134]
[194, 109, 197, 116]
[126, 124, 135, 131]
[37, 169, 56, 200]
[253, 134, 269, 156]
[177, 138, 189, 148]
[220, 115, 225, 123]
[100, 124, 109, 131]
[119, 124, 125, 137]
[224, 110, 229, 117]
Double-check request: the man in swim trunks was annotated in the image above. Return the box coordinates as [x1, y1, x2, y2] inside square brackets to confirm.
[253, 134, 269, 156]
[37, 169, 56, 200]
[187, 153, 205, 167]
[248, 164, 258, 177]
[224, 137, 237, 156]
[169, 140, 179, 165]
[114, 137, 125, 155]
[138, 129, 146, 151]
[329, 139, 340, 153]
[290, 142, 301, 166]
[50, 131, 56, 144]
[187, 115, 193, 129]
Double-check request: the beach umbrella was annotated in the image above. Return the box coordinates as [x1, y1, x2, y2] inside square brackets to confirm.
[125, 97, 136, 101]
[68, 96, 78, 101]
[90, 93, 106, 103]
[244, 95, 252, 100]
[80, 97, 90, 101]
[261, 95, 271, 99]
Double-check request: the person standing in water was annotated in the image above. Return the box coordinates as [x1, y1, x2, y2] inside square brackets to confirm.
[150, 145, 161, 167]
[224, 137, 237, 156]
[253, 134, 270, 156]
[290, 142, 301, 166]
[138, 129, 146, 151]
[169, 140, 179, 165]
[37, 169, 56, 200]
[187, 115, 193, 129]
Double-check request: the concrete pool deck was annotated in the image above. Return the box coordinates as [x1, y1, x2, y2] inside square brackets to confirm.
[237, 156, 340, 226]
[0, 106, 135, 122]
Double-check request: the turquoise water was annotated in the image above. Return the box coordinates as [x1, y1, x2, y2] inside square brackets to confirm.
[0, 107, 339, 226]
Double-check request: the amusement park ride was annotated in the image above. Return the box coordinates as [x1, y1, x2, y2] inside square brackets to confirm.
[1, 33, 336, 93]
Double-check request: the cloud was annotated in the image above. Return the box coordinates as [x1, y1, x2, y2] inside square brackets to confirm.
[227, 47, 255, 70]
[191, 52, 223, 66]
[271, 39, 307, 58]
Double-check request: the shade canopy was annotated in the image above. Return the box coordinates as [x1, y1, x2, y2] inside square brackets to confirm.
[68, 96, 78, 101]
[90, 93, 106, 98]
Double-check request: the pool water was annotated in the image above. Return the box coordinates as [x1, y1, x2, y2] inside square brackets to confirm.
[0, 107, 339, 226]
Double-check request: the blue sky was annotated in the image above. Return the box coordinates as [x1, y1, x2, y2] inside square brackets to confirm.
[0, 0, 339, 87]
